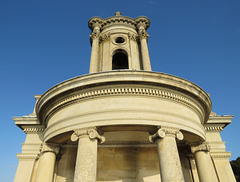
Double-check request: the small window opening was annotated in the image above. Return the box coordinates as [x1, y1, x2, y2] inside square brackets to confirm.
[115, 37, 125, 44]
[112, 50, 128, 70]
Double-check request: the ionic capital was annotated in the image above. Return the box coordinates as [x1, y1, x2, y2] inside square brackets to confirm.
[71, 127, 105, 144]
[191, 142, 210, 154]
[149, 126, 183, 143]
[41, 143, 60, 155]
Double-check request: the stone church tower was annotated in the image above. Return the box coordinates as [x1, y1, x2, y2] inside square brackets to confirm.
[13, 12, 235, 182]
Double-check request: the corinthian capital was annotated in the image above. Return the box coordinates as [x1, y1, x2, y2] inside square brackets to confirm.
[149, 126, 183, 143]
[138, 29, 149, 40]
[41, 143, 60, 155]
[71, 127, 105, 144]
[90, 30, 100, 40]
[191, 142, 210, 154]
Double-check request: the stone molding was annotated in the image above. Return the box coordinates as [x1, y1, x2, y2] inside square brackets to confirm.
[41, 143, 60, 155]
[210, 152, 231, 159]
[88, 14, 150, 33]
[128, 32, 138, 41]
[191, 142, 210, 154]
[135, 16, 150, 30]
[149, 126, 184, 143]
[45, 87, 202, 124]
[99, 32, 111, 43]
[88, 17, 103, 31]
[204, 126, 223, 132]
[17, 153, 39, 160]
[71, 127, 105, 144]
[23, 127, 45, 133]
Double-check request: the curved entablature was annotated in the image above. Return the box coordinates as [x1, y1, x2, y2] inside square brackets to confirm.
[35, 70, 212, 142]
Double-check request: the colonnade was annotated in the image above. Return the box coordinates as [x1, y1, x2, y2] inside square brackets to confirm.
[33, 126, 218, 182]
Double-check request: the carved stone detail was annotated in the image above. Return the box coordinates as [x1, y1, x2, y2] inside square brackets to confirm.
[41, 143, 60, 155]
[23, 127, 45, 133]
[128, 32, 138, 41]
[149, 126, 184, 143]
[99, 33, 111, 43]
[90, 30, 100, 40]
[88, 17, 103, 31]
[204, 126, 223, 132]
[191, 142, 210, 154]
[71, 127, 105, 144]
[138, 29, 149, 40]
[135, 17, 150, 30]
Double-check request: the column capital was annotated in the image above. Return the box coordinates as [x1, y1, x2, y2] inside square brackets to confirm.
[138, 29, 149, 40]
[90, 29, 100, 40]
[191, 142, 210, 154]
[71, 127, 105, 144]
[41, 143, 60, 155]
[149, 126, 183, 143]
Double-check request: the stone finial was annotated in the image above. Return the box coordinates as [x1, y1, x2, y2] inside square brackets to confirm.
[115, 11, 122, 16]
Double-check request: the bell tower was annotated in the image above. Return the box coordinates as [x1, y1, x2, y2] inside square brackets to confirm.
[88, 11, 151, 73]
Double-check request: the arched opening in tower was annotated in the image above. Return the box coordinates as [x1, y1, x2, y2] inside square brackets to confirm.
[112, 50, 129, 70]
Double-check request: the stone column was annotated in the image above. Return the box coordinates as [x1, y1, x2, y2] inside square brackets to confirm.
[149, 127, 184, 182]
[137, 23, 151, 71]
[71, 127, 105, 182]
[35, 143, 59, 182]
[191, 142, 218, 182]
[89, 24, 101, 73]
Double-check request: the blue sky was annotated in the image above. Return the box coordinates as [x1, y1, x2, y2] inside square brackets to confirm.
[1, 0, 240, 181]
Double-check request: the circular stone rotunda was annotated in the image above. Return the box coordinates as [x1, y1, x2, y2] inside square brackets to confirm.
[13, 12, 235, 182]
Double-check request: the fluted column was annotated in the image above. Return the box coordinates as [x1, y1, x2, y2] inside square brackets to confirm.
[149, 127, 184, 182]
[71, 127, 105, 182]
[35, 143, 59, 182]
[191, 142, 219, 182]
[89, 24, 101, 73]
[138, 23, 151, 71]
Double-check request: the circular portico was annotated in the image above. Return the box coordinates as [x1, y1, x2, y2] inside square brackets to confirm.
[36, 70, 211, 143]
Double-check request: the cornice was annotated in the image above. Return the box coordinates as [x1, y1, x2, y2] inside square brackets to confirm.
[17, 153, 39, 160]
[210, 152, 231, 159]
[88, 14, 150, 32]
[204, 126, 223, 132]
[23, 127, 45, 133]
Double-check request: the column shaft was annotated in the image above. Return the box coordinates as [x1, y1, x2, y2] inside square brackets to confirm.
[71, 127, 105, 182]
[149, 127, 184, 182]
[74, 137, 98, 182]
[156, 136, 184, 182]
[195, 150, 218, 182]
[140, 38, 151, 71]
[89, 38, 99, 73]
[35, 151, 56, 182]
